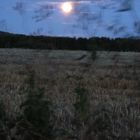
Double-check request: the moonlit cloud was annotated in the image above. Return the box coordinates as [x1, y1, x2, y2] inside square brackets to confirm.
[3, 0, 115, 13]
[0, 0, 140, 37]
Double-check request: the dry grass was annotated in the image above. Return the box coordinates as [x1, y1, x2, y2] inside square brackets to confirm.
[0, 49, 140, 139]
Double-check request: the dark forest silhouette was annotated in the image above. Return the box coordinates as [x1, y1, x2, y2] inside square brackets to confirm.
[0, 31, 140, 52]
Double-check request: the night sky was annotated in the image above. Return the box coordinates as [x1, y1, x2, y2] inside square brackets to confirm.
[0, 0, 140, 38]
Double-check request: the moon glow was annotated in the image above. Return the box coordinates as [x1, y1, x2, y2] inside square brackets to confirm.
[61, 2, 73, 14]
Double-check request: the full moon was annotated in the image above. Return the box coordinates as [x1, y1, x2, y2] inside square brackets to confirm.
[61, 2, 73, 14]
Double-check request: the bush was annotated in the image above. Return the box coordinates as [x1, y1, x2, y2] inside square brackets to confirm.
[71, 85, 90, 140]
[17, 70, 54, 140]
[74, 85, 90, 122]
[91, 48, 97, 61]
[0, 100, 7, 140]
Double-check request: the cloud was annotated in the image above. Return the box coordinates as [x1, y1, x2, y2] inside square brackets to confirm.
[10, 0, 113, 13]
[35, 0, 91, 6]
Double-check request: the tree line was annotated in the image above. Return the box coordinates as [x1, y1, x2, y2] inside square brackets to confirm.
[0, 31, 140, 52]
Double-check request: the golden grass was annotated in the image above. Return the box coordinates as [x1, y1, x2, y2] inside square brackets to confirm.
[0, 61, 139, 118]
[0, 54, 140, 139]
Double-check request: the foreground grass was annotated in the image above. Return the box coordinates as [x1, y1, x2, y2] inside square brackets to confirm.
[0, 60, 140, 140]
